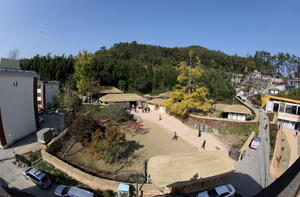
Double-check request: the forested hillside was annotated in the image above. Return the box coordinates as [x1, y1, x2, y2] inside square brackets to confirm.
[20, 41, 300, 96]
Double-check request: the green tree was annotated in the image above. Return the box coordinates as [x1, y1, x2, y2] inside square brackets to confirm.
[198, 70, 236, 100]
[74, 50, 94, 95]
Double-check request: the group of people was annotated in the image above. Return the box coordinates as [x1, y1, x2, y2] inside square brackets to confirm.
[171, 129, 206, 149]
[142, 107, 150, 113]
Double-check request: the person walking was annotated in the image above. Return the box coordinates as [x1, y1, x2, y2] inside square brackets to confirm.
[265, 124, 268, 130]
[295, 131, 298, 137]
[159, 114, 162, 121]
[172, 132, 177, 141]
[198, 130, 201, 137]
[201, 140, 206, 150]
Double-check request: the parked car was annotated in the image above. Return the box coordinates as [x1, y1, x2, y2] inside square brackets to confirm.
[38, 108, 43, 115]
[46, 110, 54, 114]
[59, 110, 66, 116]
[55, 109, 61, 115]
[55, 185, 94, 197]
[236, 96, 245, 102]
[195, 184, 235, 197]
[250, 137, 261, 149]
[22, 167, 51, 189]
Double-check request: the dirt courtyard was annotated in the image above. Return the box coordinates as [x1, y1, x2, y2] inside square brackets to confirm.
[60, 117, 199, 176]
[58, 108, 234, 180]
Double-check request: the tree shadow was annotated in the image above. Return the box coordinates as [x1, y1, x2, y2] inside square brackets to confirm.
[115, 140, 145, 172]
[131, 128, 150, 137]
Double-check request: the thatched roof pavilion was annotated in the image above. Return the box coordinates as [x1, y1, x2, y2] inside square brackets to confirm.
[222, 105, 252, 115]
[147, 152, 235, 188]
[98, 86, 123, 94]
[99, 93, 145, 103]
[158, 91, 174, 98]
[146, 98, 165, 106]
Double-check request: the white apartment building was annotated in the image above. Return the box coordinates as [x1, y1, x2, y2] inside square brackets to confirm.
[37, 81, 60, 109]
[0, 68, 39, 148]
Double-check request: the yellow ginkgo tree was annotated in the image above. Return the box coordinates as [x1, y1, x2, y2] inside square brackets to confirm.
[177, 50, 204, 94]
[163, 50, 213, 115]
[163, 87, 213, 116]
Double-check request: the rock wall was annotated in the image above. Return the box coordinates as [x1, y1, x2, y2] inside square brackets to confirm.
[178, 114, 258, 131]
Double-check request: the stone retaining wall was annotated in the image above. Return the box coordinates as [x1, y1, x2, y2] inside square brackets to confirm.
[175, 114, 258, 132]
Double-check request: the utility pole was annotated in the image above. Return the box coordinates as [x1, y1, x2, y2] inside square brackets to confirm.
[8, 134, 16, 156]
[136, 172, 139, 197]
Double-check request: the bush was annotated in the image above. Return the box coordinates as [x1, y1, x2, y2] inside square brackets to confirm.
[267, 112, 275, 122]
[103, 190, 115, 197]
[15, 154, 31, 166]
[27, 149, 42, 162]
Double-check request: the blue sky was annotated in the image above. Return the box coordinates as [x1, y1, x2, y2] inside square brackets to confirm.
[1, 0, 299, 59]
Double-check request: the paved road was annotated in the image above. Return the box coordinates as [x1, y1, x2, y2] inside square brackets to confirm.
[0, 114, 62, 197]
[222, 109, 274, 197]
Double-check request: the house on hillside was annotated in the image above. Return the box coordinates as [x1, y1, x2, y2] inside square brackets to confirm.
[286, 78, 300, 90]
[221, 105, 252, 121]
[269, 88, 281, 95]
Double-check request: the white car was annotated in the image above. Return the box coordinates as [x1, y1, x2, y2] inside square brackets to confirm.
[250, 137, 261, 149]
[196, 184, 235, 197]
[55, 185, 94, 197]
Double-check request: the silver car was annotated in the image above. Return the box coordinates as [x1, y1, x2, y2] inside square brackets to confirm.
[22, 167, 51, 189]
[55, 185, 94, 197]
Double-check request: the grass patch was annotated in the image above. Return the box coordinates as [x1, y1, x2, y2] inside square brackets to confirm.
[218, 124, 258, 136]
[216, 124, 258, 149]
[27, 149, 42, 162]
[34, 160, 103, 195]
[277, 132, 291, 171]
[34, 160, 78, 185]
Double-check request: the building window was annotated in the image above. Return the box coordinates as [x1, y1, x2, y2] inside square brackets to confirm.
[273, 103, 279, 112]
[291, 105, 297, 115]
[37, 85, 41, 89]
[37, 93, 41, 97]
[279, 102, 285, 113]
[285, 104, 292, 114]
[37, 101, 41, 105]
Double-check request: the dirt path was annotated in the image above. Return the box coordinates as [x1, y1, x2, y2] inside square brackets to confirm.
[132, 109, 233, 162]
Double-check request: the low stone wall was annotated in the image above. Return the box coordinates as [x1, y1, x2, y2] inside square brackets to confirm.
[239, 131, 256, 159]
[270, 124, 283, 179]
[180, 114, 258, 132]
[41, 129, 162, 196]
